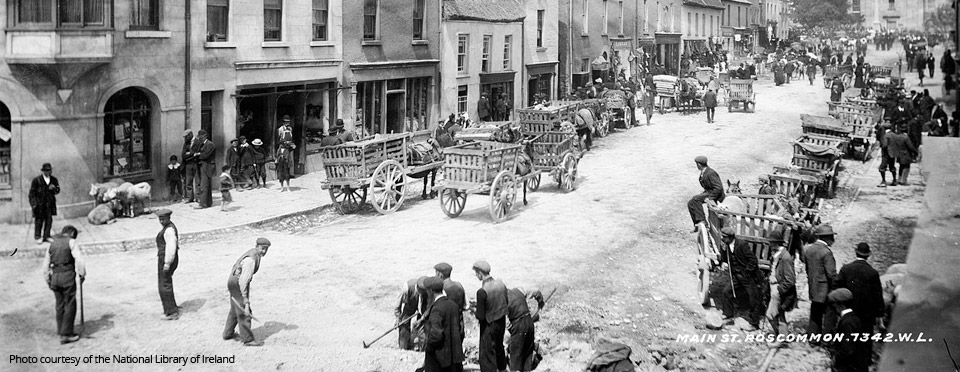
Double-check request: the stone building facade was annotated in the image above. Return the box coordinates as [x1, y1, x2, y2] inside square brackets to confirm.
[559, 0, 638, 93]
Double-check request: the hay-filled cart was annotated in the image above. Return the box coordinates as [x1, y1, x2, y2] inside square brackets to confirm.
[433, 141, 523, 222]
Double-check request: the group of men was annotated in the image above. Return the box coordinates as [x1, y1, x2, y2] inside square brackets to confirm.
[181, 129, 218, 208]
[874, 87, 948, 187]
[396, 261, 546, 372]
[684, 155, 885, 371]
[42, 209, 273, 347]
[477, 92, 514, 122]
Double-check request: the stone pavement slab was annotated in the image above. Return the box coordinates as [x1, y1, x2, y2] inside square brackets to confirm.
[0, 172, 333, 258]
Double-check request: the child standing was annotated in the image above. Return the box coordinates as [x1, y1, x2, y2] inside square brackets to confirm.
[167, 155, 182, 202]
[219, 165, 233, 211]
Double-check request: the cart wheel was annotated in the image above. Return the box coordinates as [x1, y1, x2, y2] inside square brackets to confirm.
[526, 174, 541, 192]
[560, 153, 578, 192]
[328, 186, 367, 214]
[370, 159, 406, 215]
[439, 188, 467, 218]
[697, 226, 713, 306]
[489, 171, 517, 222]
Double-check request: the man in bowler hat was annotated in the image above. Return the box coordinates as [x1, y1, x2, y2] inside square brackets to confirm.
[29, 163, 60, 244]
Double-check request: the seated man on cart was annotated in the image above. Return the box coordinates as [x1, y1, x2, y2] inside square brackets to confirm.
[687, 156, 725, 233]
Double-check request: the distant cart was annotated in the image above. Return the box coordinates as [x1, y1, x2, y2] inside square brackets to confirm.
[726, 79, 756, 113]
[788, 134, 844, 198]
[834, 109, 881, 162]
[521, 132, 580, 193]
[319, 133, 443, 215]
[434, 141, 523, 222]
[823, 65, 853, 88]
[653, 75, 679, 114]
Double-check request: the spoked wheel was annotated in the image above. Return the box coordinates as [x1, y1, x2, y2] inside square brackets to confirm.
[594, 116, 609, 138]
[370, 160, 406, 214]
[328, 186, 367, 214]
[525, 174, 541, 192]
[560, 153, 578, 192]
[489, 171, 517, 223]
[439, 188, 467, 218]
[697, 224, 713, 306]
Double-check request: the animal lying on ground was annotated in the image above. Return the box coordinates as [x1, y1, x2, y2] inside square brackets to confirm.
[87, 203, 116, 225]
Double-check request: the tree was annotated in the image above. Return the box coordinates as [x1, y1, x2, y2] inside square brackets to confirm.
[924, 3, 954, 35]
[788, 0, 864, 29]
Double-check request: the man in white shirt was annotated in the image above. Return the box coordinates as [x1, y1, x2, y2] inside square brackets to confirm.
[156, 209, 180, 320]
[223, 238, 271, 347]
[42, 225, 85, 344]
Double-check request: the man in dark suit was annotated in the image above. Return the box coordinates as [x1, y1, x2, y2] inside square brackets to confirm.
[885, 125, 918, 186]
[181, 130, 198, 203]
[714, 227, 763, 329]
[829, 288, 869, 372]
[802, 225, 838, 341]
[506, 287, 545, 372]
[435, 262, 466, 342]
[29, 163, 60, 244]
[835, 242, 884, 367]
[687, 156, 725, 233]
[195, 130, 217, 209]
[477, 92, 492, 122]
[422, 276, 465, 372]
[766, 230, 797, 336]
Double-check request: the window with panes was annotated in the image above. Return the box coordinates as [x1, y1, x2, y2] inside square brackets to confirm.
[536, 10, 544, 47]
[264, 0, 282, 41]
[602, 0, 608, 34]
[618, 1, 624, 35]
[503, 35, 512, 70]
[207, 0, 229, 41]
[313, 0, 328, 41]
[363, 0, 378, 40]
[103, 88, 152, 178]
[457, 34, 469, 73]
[457, 86, 468, 114]
[15, 0, 112, 27]
[482, 35, 492, 73]
[131, 0, 159, 30]
[413, 0, 426, 40]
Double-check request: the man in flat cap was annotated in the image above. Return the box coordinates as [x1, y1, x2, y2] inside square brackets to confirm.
[687, 156, 725, 233]
[801, 224, 838, 342]
[42, 225, 84, 344]
[714, 227, 763, 329]
[156, 209, 180, 320]
[505, 287, 545, 372]
[828, 288, 869, 372]
[29, 163, 60, 244]
[835, 242, 883, 364]
[473, 261, 508, 372]
[422, 276, 465, 372]
[765, 229, 796, 336]
[396, 276, 430, 350]
[182, 130, 199, 203]
[223, 238, 271, 347]
[435, 263, 466, 341]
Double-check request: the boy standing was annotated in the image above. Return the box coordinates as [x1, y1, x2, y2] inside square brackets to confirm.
[167, 155, 182, 202]
[219, 165, 234, 211]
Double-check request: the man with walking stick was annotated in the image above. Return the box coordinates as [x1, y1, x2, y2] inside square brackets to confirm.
[42, 225, 85, 344]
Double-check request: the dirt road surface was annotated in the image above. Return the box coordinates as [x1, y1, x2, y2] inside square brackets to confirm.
[1, 46, 922, 372]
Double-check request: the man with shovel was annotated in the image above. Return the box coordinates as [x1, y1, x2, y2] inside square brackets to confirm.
[223, 238, 271, 347]
[42, 225, 85, 344]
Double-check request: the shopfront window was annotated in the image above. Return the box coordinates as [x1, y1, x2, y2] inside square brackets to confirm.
[0, 101, 11, 192]
[103, 88, 152, 178]
[357, 77, 431, 136]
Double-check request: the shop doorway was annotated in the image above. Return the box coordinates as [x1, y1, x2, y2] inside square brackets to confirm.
[480, 82, 514, 121]
[0, 101, 10, 200]
[386, 92, 405, 134]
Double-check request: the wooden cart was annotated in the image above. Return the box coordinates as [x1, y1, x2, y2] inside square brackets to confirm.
[834, 109, 881, 162]
[578, 98, 611, 138]
[694, 196, 797, 305]
[726, 79, 756, 113]
[521, 132, 580, 193]
[516, 101, 580, 132]
[653, 75, 679, 114]
[868, 65, 893, 78]
[823, 65, 853, 88]
[826, 102, 883, 119]
[319, 133, 443, 215]
[434, 141, 523, 222]
[787, 133, 842, 199]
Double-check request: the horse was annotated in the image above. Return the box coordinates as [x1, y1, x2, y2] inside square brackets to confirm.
[406, 138, 444, 200]
[675, 78, 701, 115]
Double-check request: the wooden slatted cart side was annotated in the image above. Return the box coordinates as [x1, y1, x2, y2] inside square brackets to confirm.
[517, 101, 580, 132]
[708, 207, 795, 269]
[442, 141, 522, 190]
[767, 173, 820, 205]
[793, 134, 847, 158]
[802, 125, 852, 140]
[726, 79, 755, 112]
[733, 194, 785, 217]
[869, 65, 892, 77]
[319, 134, 410, 187]
[834, 110, 880, 142]
[527, 132, 576, 171]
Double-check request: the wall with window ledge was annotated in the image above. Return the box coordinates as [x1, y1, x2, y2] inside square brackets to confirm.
[439, 20, 524, 122]
[558, 0, 639, 94]
[0, 0, 187, 223]
[523, 0, 560, 106]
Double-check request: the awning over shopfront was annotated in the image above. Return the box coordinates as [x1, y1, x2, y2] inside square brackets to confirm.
[349, 59, 439, 81]
[526, 61, 558, 76]
[480, 71, 517, 85]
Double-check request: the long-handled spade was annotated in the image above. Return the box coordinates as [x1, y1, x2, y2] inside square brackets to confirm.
[363, 314, 417, 349]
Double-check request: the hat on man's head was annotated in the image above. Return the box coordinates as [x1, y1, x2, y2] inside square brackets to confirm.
[230, 139, 239, 143]
[416, 276, 430, 290]
[239, 135, 247, 141]
[423, 277, 444, 292]
[472, 260, 492, 274]
[252, 139, 263, 146]
[197, 129, 208, 137]
[156, 209, 173, 218]
[282, 115, 292, 122]
[694, 155, 708, 165]
[595, 78, 603, 84]
[765, 229, 786, 243]
[256, 237, 271, 246]
[855, 242, 871, 257]
[40, 163, 52, 171]
[720, 226, 736, 237]
[815, 225, 835, 236]
[827, 288, 853, 304]
[183, 129, 193, 137]
[434, 262, 453, 276]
